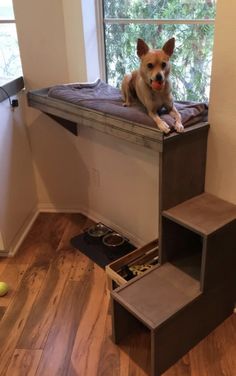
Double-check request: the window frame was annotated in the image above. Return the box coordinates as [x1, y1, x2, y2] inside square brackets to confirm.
[0, 19, 15, 23]
[0, 4, 22, 84]
[97, 0, 215, 89]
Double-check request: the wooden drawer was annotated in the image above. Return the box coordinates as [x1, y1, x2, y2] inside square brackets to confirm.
[106, 239, 158, 290]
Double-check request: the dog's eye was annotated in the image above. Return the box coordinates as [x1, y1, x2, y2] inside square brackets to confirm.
[147, 63, 154, 69]
[161, 62, 167, 69]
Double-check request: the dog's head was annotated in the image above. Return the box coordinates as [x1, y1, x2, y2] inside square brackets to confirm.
[137, 38, 175, 91]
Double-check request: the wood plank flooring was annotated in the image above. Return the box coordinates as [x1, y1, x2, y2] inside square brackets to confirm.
[0, 213, 235, 376]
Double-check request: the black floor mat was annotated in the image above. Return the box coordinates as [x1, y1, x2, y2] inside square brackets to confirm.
[70, 232, 136, 268]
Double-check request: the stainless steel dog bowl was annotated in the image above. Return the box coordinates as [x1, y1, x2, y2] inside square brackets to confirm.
[87, 223, 110, 238]
[102, 232, 125, 247]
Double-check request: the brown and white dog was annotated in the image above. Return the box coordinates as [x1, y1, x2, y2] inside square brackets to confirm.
[121, 38, 184, 134]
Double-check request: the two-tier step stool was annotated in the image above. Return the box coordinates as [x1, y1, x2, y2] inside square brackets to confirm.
[111, 193, 236, 375]
[111, 123, 236, 376]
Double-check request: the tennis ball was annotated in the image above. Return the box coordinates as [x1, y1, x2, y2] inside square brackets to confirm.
[0, 282, 9, 297]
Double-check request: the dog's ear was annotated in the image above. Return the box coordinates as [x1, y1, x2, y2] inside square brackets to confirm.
[137, 39, 149, 58]
[162, 38, 175, 57]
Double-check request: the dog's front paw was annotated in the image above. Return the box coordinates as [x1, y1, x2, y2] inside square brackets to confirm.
[123, 101, 131, 107]
[158, 121, 170, 134]
[174, 121, 184, 133]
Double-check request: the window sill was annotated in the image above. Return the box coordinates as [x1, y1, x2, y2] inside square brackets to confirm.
[0, 76, 24, 103]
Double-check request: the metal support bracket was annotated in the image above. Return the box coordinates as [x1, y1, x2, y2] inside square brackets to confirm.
[44, 113, 78, 135]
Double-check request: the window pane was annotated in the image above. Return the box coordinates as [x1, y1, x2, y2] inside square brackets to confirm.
[104, 0, 216, 20]
[0, 24, 23, 81]
[104, 23, 214, 101]
[0, 0, 14, 20]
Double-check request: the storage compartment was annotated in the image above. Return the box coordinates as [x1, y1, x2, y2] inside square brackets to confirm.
[106, 239, 158, 290]
[161, 217, 202, 281]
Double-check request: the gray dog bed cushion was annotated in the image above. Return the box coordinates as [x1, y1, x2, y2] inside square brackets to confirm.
[48, 79, 208, 131]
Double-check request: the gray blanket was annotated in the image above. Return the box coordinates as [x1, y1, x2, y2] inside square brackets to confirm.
[48, 79, 208, 131]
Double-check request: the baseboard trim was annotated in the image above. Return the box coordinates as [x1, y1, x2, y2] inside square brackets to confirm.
[5, 207, 39, 257]
[0, 232, 5, 252]
[37, 203, 82, 213]
[37, 203, 144, 247]
[1, 203, 147, 258]
[79, 206, 144, 248]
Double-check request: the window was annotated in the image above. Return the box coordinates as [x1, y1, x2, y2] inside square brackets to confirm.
[99, 0, 216, 101]
[0, 0, 22, 84]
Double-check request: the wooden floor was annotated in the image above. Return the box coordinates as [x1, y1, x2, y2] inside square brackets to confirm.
[0, 213, 235, 376]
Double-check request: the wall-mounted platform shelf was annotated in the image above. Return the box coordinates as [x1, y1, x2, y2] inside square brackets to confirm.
[27, 87, 209, 153]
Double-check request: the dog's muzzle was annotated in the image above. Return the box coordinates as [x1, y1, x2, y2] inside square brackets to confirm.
[150, 74, 165, 91]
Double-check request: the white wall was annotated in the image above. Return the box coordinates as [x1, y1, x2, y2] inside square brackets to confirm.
[62, 0, 87, 82]
[62, 0, 100, 82]
[0, 93, 37, 254]
[80, 0, 100, 81]
[206, 1, 236, 204]
[75, 127, 159, 244]
[13, 0, 72, 217]
[13, 0, 69, 89]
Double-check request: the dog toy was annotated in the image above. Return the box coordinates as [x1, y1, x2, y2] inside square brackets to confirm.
[0, 282, 9, 297]
[151, 81, 163, 91]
